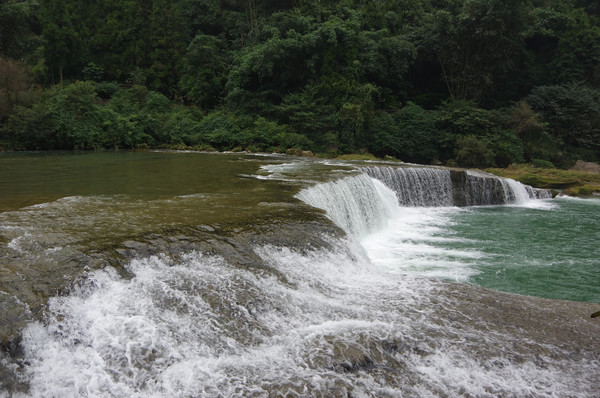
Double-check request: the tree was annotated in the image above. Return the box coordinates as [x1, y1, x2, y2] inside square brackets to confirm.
[435, 100, 523, 167]
[368, 103, 440, 163]
[553, 8, 600, 87]
[2, 104, 53, 149]
[455, 135, 495, 168]
[525, 83, 600, 156]
[0, 0, 40, 60]
[83, 0, 145, 82]
[425, 0, 528, 103]
[146, 0, 186, 97]
[39, 0, 81, 83]
[180, 33, 228, 107]
[507, 101, 556, 162]
[0, 57, 31, 118]
[42, 81, 103, 148]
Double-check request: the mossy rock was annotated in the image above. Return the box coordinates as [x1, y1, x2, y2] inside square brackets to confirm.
[518, 173, 545, 187]
[336, 153, 379, 161]
[513, 172, 580, 189]
[563, 184, 600, 197]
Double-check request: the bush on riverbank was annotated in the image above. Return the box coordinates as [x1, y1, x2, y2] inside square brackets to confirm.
[1, 81, 587, 169]
[1, 83, 314, 153]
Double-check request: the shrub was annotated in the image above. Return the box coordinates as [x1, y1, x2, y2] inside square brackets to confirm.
[3, 104, 54, 149]
[368, 103, 440, 164]
[455, 135, 495, 168]
[435, 100, 496, 137]
[95, 82, 120, 99]
[531, 159, 556, 169]
[98, 108, 150, 149]
[246, 117, 312, 150]
[525, 83, 600, 151]
[189, 111, 248, 149]
[109, 85, 149, 113]
[487, 129, 524, 168]
[41, 82, 104, 149]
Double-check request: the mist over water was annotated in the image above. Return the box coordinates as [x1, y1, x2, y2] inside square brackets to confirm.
[1, 152, 599, 397]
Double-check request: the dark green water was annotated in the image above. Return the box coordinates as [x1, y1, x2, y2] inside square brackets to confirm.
[0, 151, 296, 212]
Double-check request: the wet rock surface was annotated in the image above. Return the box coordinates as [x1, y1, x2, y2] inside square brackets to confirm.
[0, 210, 340, 347]
[437, 281, 600, 363]
[2, 215, 599, 395]
[0, 211, 343, 393]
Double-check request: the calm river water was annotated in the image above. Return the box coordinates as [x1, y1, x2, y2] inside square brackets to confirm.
[0, 151, 598, 397]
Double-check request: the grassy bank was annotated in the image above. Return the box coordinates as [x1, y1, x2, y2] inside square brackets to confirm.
[486, 164, 600, 197]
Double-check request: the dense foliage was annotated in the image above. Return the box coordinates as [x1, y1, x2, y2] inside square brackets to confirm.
[2, 0, 600, 167]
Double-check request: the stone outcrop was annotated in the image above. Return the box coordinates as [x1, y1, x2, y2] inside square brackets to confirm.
[571, 160, 600, 174]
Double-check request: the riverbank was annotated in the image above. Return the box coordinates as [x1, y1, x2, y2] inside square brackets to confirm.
[486, 163, 600, 197]
[291, 151, 600, 198]
[322, 153, 600, 198]
[5, 146, 598, 198]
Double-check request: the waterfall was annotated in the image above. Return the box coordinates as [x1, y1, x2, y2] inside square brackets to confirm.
[362, 167, 454, 207]
[360, 166, 551, 207]
[463, 171, 547, 206]
[499, 176, 537, 204]
[530, 187, 553, 200]
[296, 165, 552, 237]
[295, 174, 399, 238]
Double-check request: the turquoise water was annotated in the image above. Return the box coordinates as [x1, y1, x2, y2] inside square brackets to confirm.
[448, 198, 600, 303]
[361, 197, 600, 303]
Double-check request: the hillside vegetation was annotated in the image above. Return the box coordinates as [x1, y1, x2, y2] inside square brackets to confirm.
[1, 0, 600, 170]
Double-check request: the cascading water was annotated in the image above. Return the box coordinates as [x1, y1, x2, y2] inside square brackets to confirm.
[294, 174, 399, 238]
[464, 170, 534, 205]
[1, 153, 597, 398]
[295, 166, 557, 284]
[362, 166, 454, 207]
[362, 166, 551, 207]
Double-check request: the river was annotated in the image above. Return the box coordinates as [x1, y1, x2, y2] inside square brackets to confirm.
[0, 151, 598, 397]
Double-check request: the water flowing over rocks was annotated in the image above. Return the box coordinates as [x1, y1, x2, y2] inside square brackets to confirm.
[363, 166, 552, 206]
[0, 154, 596, 397]
[0, 214, 346, 394]
[0, 213, 342, 344]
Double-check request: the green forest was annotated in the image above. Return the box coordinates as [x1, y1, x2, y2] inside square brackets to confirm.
[1, 0, 600, 168]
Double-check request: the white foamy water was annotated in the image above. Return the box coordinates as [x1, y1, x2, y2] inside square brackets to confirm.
[14, 238, 598, 397]
[15, 245, 416, 397]
[296, 175, 484, 281]
[295, 170, 561, 282]
[361, 207, 484, 281]
[295, 175, 398, 238]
